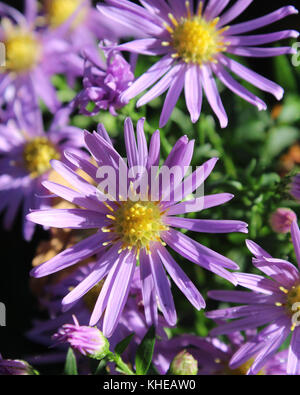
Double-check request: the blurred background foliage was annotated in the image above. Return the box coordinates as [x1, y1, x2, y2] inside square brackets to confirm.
[0, 0, 300, 373]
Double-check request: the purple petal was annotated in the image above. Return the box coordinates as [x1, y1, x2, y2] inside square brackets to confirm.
[165, 217, 248, 234]
[30, 232, 106, 278]
[287, 327, 300, 375]
[102, 251, 136, 337]
[26, 208, 106, 229]
[167, 193, 234, 215]
[149, 248, 177, 326]
[159, 64, 186, 127]
[201, 65, 228, 128]
[184, 63, 203, 123]
[157, 244, 205, 310]
[219, 54, 284, 100]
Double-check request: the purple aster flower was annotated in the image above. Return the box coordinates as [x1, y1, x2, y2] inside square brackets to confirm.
[207, 220, 300, 375]
[0, 103, 85, 240]
[270, 208, 297, 234]
[154, 331, 290, 375]
[0, 354, 37, 375]
[97, 1, 299, 128]
[42, 0, 141, 49]
[75, 47, 135, 116]
[52, 315, 109, 359]
[27, 117, 247, 337]
[27, 263, 169, 371]
[0, 0, 89, 114]
[28, 263, 169, 345]
[290, 174, 300, 201]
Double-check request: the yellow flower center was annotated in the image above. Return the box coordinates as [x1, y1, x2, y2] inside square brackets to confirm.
[4, 29, 41, 73]
[162, 2, 229, 65]
[44, 0, 88, 29]
[103, 200, 168, 253]
[23, 137, 60, 178]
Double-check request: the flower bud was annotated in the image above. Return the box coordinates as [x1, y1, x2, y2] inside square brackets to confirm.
[169, 350, 198, 375]
[53, 316, 109, 360]
[0, 354, 37, 375]
[270, 208, 297, 234]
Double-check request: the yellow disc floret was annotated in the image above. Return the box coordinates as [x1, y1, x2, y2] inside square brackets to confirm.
[4, 27, 41, 73]
[103, 200, 168, 253]
[44, 0, 88, 29]
[23, 137, 60, 178]
[162, 1, 229, 65]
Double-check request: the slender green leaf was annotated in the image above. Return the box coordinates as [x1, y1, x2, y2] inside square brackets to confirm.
[115, 333, 135, 357]
[135, 325, 156, 375]
[64, 348, 78, 375]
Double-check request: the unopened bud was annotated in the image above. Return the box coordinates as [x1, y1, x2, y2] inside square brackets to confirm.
[169, 350, 198, 375]
[270, 208, 297, 234]
[53, 316, 109, 360]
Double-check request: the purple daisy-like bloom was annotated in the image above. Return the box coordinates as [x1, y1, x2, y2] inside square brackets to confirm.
[42, 0, 140, 50]
[97, 0, 299, 128]
[207, 220, 300, 375]
[0, 0, 94, 114]
[28, 263, 169, 345]
[52, 315, 109, 358]
[0, 103, 85, 240]
[27, 117, 247, 337]
[27, 263, 169, 369]
[154, 331, 290, 375]
[75, 47, 134, 116]
[0, 354, 36, 375]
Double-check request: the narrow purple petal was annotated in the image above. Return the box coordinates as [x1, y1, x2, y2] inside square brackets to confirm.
[184, 64, 203, 123]
[291, 220, 300, 268]
[157, 245, 205, 310]
[167, 193, 234, 215]
[201, 65, 228, 128]
[30, 232, 106, 278]
[159, 64, 185, 127]
[26, 209, 106, 229]
[165, 217, 248, 234]
[149, 248, 177, 326]
[287, 327, 300, 375]
[219, 54, 284, 100]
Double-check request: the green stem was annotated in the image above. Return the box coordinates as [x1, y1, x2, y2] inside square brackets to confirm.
[107, 352, 136, 375]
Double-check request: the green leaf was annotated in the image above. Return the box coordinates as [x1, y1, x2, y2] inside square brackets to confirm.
[114, 333, 135, 357]
[264, 126, 299, 159]
[135, 325, 156, 375]
[274, 55, 297, 93]
[64, 348, 78, 375]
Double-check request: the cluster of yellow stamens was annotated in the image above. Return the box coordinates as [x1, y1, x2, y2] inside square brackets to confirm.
[162, 1, 229, 65]
[2, 19, 41, 73]
[276, 284, 300, 331]
[101, 199, 168, 255]
[44, 0, 88, 29]
[23, 137, 60, 178]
